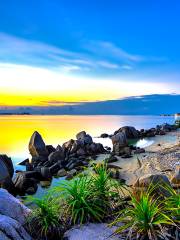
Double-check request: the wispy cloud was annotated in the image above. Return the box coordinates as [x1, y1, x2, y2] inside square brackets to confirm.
[0, 33, 167, 75]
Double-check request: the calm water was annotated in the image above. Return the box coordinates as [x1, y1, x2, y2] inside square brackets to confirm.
[0, 115, 175, 169]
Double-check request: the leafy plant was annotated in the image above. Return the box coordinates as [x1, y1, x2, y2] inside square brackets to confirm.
[52, 176, 105, 225]
[111, 185, 174, 240]
[92, 164, 126, 211]
[26, 194, 63, 240]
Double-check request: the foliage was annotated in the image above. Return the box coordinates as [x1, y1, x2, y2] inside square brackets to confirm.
[51, 176, 105, 225]
[26, 194, 63, 240]
[111, 185, 175, 240]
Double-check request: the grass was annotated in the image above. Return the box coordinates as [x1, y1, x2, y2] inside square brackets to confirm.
[26, 194, 63, 240]
[111, 185, 176, 240]
[26, 164, 179, 240]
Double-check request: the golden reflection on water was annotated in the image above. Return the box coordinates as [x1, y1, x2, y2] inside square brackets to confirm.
[0, 115, 119, 159]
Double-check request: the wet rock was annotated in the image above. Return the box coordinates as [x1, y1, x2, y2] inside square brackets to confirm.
[111, 132, 128, 156]
[29, 131, 48, 157]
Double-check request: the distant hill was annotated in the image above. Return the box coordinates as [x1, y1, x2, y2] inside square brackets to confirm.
[0, 94, 179, 115]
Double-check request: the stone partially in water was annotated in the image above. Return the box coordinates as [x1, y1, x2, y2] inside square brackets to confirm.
[29, 131, 48, 157]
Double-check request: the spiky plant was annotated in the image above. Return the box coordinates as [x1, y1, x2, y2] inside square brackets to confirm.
[92, 164, 126, 211]
[111, 186, 174, 240]
[26, 194, 63, 240]
[52, 176, 105, 225]
[163, 184, 180, 239]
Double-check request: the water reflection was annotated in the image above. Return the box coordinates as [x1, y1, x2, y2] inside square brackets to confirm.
[0, 115, 174, 168]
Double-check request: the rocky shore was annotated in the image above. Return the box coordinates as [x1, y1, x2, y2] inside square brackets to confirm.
[0, 122, 179, 196]
[0, 122, 180, 239]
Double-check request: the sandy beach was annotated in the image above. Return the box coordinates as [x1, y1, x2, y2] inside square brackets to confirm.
[107, 129, 180, 185]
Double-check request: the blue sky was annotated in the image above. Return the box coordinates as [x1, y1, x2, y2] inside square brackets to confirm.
[0, 0, 180, 107]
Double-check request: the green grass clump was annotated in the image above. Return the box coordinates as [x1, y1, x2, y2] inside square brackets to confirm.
[26, 194, 63, 240]
[111, 185, 175, 240]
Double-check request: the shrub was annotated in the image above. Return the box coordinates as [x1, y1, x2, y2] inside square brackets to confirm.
[26, 194, 64, 240]
[52, 176, 105, 225]
[111, 185, 174, 239]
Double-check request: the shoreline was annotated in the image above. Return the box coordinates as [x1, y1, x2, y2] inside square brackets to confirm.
[107, 130, 180, 186]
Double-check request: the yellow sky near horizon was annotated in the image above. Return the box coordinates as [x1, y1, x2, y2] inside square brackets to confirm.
[0, 63, 174, 106]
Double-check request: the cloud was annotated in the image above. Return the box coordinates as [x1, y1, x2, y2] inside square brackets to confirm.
[85, 40, 143, 63]
[0, 33, 168, 75]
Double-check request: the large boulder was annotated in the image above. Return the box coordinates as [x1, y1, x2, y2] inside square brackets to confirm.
[134, 174, 172, 197]
[0, 155, 14, 178]
[29, 131, 48, 157]
[114, 126, 139, 139]
[111, 132, 128, 156]
[0, 155, 15, 194]
[76, 131, 93, 145]
[0, 189, 31, 224]
[64, 223, 120, 240]
[0, 215, 32, 240]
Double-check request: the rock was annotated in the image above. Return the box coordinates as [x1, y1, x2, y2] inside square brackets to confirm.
[57, 168, 67, 177]
[49, 163, 61, 175]
[29, 131, 48, 157]
[63, 223, 120, 240]
[105, 155, 118, 163]
[114, 126, 139, 139]
[0, 154, 14, 178]
[18, 158, 29, 166]
[134, 174, 172, 197]
[76, 131, 93, 144]
[31, 155, 47, 166]
[0, 214, 32, 240]
[0, 189, 31, 224]
[48, 149, 64, 162]
[66, 169, 77, 180]
[111, 132, 128, 156]
[134, 148, 145, 154]
[40, 180, 51, 188]
[77, 148, 86, 156]
[0, 177, 16, 195]
[171, 165, 180, 187]
[13, 172, 38, 195]
[46, 145, 56, 154]
[111, 132, 127, 146]
[100, 133, 109, 138]
[40, 167, 52, 179]
[76, 131, 86, 140]
[62, 139, 76, 155]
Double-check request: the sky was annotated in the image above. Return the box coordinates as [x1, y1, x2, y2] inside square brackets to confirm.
[0, 0, 180, 107]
